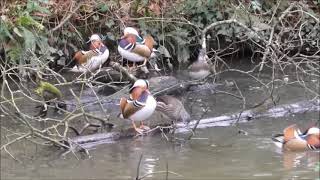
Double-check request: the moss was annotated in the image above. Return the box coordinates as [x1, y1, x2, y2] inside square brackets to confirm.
[35, 81, 62, 99]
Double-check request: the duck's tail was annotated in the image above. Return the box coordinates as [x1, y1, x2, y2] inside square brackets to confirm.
[144, 35, 155, 51]
[271, 133, 284, 148]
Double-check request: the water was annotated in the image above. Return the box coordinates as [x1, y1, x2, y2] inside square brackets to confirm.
[1, 64, 320, 179]
[1, 114, 319, 179]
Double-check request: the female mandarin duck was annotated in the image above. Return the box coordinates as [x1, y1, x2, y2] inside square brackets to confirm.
[71, 34, 109, 73]
[272, 124, 320, 151]
[120, 79, 157, 134]
[118, 27, 156, 70]
[188, 49, 211, 80]
[156, 95, 191, 124]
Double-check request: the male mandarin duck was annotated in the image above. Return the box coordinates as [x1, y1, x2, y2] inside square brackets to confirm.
[71, 34, 109, 73]
[188, 49, 211, 80]
[156, 95, 191, 124]
[118, 27, 156, 71]
[119, 79, 157, 134]
[272, 124, 320, 151]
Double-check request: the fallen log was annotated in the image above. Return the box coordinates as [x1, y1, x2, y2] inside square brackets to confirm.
[176, 99, 320, 132]
[65, 76, 217, 113]
[69, 99, 320, 149]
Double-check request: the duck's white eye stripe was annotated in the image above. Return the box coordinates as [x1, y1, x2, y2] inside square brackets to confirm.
[307, 127, 320, 135]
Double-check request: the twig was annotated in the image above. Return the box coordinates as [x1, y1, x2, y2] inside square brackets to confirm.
[135, 154, 143, 180]
[50, 3, 83, 33]
[186, 107, 209, 140]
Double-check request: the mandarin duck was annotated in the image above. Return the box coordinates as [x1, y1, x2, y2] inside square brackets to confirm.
[71, 34, 109, 73]
[156, 95, 191, 124]
[35, 81, 66, 117]
[119, 79, 157, 134]
[272, 124, 320, 151]
[118, 27, 157, 73]
[188, 49, 211, 80]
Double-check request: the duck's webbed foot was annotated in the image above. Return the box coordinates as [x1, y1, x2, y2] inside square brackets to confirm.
[132, 121, 149, 135]
[139, 121, 150, 131]
[137, 58, 148, 68]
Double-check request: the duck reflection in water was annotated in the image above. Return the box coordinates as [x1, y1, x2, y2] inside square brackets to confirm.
[282, 151, 319, 170]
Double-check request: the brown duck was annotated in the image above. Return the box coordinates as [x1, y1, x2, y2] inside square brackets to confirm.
[156, 95, 191, 123]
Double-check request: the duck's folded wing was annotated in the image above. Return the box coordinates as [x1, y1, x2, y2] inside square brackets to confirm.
[120, 97, 146, 119]
[283, 124, 301, 142]
[131, 45, 152, 57]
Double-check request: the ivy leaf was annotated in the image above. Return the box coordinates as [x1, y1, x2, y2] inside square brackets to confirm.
[36, 35, 50, 55]
[21, 27, 36, 52]
[0, 21, 15, 41]
[17, 15, 44, 30]
[98, 4, 108, 13]
[105, 20, 114, 28]
[7, 46, 22, 63]
[216, 11, 223, 20]
[26, 0, 51, 15]
[106, 32, 115, 41]
[92, 15, 99, 21]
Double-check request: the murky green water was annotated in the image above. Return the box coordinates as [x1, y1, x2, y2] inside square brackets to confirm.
[1, 114, 319, 179]
[1, 63, 319, 180]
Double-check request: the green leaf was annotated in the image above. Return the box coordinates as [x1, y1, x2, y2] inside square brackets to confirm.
[216, 11, 223, 20]
[36, 35, 50, 55]
[26, 0, 51, 15]
[0, 21, 15, 41]
[7, 46, 22, 63]
[105, 20, 115, 28]
[21, 27, 36, 52]
[106, 32, 115, 41]
[93, 15, 99, 21]
[98, 3, 108, 12]
[17, 15, 44, 30]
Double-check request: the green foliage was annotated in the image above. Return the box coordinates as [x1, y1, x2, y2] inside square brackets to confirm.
[97, 3, 108, 13]
[26, 0, 51, 15]
[0, 20, 14, 42]
[1, 0, 319, 70]
[16, 15, 44, 30]
[174, 0, 231, 28]
[0, 0, 53, 67]
[133, 0, 235, 65]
